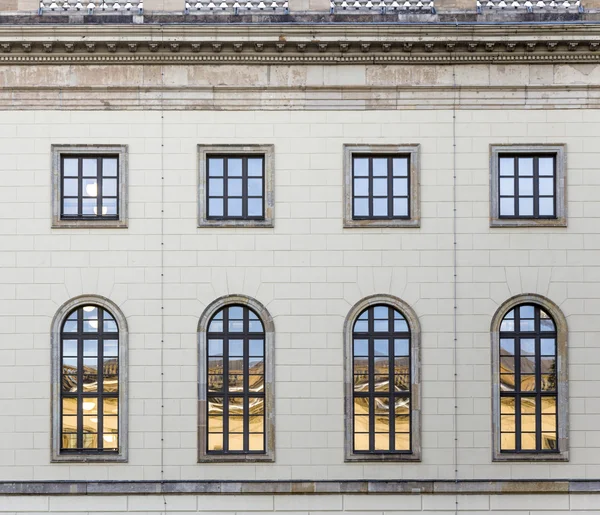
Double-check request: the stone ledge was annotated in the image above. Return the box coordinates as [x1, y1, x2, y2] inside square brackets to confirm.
[0, 480, 599, 496]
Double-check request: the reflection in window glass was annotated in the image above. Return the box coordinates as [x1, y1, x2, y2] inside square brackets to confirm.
[207, 305, 266, 454]
[499, 304, 558, 453]
[60, 305, 119, 453]
[352, 305, 411, 453]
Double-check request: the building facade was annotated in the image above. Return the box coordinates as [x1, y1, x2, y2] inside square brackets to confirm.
[1, 0, 600, 512]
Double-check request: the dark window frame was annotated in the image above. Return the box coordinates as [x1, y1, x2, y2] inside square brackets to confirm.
[60, 154, 120, 221]
[352, 305, 412, 455]
[499, 304, 558, 455]
[497, 153, 557, 220]
[206, 305, 266, 455]
[351, 154, 411, 221]
[60, 305, 119, 455]
[206, 155, 266, 221]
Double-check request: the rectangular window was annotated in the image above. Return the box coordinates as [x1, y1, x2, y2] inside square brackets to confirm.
[198, 145, 274, 228]
[490, 145, 566, 228]
[352, 155, 410, 220]
[498, 155, 556, 219]
[343, 145, 420, 228]
[52, 145, 128, 229]
[207, 156, 265, 220]
[61, 156, 119, 220]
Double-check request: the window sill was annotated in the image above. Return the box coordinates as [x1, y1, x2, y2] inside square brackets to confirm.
[52, 219, 128, 229]
[492, 452, 568, 462]
[198, 219, 274, 229]
[490, 217, 567, 228]
[51, 453, 127, 463]
[344, 218, 420, 229]
[345, 452, 421, 462]
[198, 453, 275, 463]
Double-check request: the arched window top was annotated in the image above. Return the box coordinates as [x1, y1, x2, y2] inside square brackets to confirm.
[198, 294, 274, 335]
[491, 294, 568, 462]
[62, 304, 119, 334]
[207, 305, 264, 335]
[344, 294, 421, 462]
[52, 295, 128, 336]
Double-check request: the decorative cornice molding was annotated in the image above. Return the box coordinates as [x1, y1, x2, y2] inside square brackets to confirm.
[0, 479, 599, 496]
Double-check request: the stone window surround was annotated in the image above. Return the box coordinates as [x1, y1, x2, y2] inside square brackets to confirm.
[197, 144, 275, 228]
[489, 144, 567, 228]
[197, 294, 275, 463]
[344, 294, 422, 462]
[491, 293, 569, 462]
[343, 144, 420, 229]
[51, 145, 129, 229]
[51, 294, 129, 463]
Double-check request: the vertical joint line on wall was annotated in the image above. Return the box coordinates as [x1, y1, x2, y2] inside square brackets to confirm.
[159, 32, 168, 514]
[452, 60, 459, 515]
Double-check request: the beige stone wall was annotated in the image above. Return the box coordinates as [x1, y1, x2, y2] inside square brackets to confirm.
[0, 106, 598, 481]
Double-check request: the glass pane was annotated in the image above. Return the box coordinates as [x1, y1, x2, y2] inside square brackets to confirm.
[64, 178, 78, 196]
[354, 414, 369, 432]
[394, 339, 409, 356]
[83, 415, 98, 433]
[103, 158, 118, 177]
[374, 414, 389, 432]
[248, 178, 262, 196]
[394, 357, 409, 375]
[228, 178, 242, 197]
[249, 340, 264, 356]
[539, 197, 554, 217]
[518, 178, 533, 196]
[83, 319, 99, 333]
[62, 415, 77, 432]
[354, 357, 368, 376]
[83, 358, 97, 373]
[62, 397, 77, 415]
[208, 397, 224, 416]
[542, 414, 556, 432]
[83, 179, 98, 197]
[395, 414, 410, 433]
[62, 358, 77, 373]
[102, 198, 117, 216]
[500, 414, 515, 432]
[82, 374, 98, 392]
[374, 433, 389, 451]
[354, 433, 369, 451]
[500, 338, 514, 356]
[394, 375, 409, 391]
[541, 338, 555, 355]
[208, 158, 224, 177]
[82, 398, 98, 414]
[229, 306, 242, 319]
[249, 434, 264, 452]
[249, 357, 264, 374]
[249, 375, 264, 393]
[249, 397, 264, 415]
[208, 434, 223, 452]
[353, 339, 368, 356]
[393, 158, 408, 177]
[82, 159, 97, 177]
[228, 357, 243, 374]
[499, 158, 514, 176]
[394, 317, 408, 332]
[228, 159, 242, 177]
[373, 340, 388, 356]
[518, 197, 533, 216]
[539, 157, 554, 176]
[62, 339, 77, 356]
[500, 374, 515, 391]
[373, 178, 387, 196]
[354, 198, 369, 217]
[83, 434, 98, 449]
[520, 375, 535, 391]
[248, 158, 263, 177]
[103, 376, 118, 393]
[520, 318, 535, 331]
[228, 320, 244, 333]
[521, 356, 535, 374]
[63, 159, 78, 176]
[61, 434, 77, 449]
[521, 338, 535, 354]
[541, 374, 556, 391]
[354, 178, 369, 196]
[354, 397, 369, 416]
[248, 198, 263, 217]
[228, 375, 243, 392]
[209, 178, 223, 196]
[354, 158, 368, 177]
[209, 339, 223, 356]
[229, 340, 243, 356]
[542, 397, 557, 414]
[393, 198, 408, 217]
[500, 198, 514, 216]
[518, 158, 533, 176]
[501, 397, 515, 414]
[208, 319, 223, 333]
[102, 178, 117, 197]
[542, 433, 557, 450]
[501, 433, 515, 451]
[354, 319, 368, 332]
[374, 376, 389, 392]
[208, 198, 223, 217]
[208, 416, 223, 432]
[103, 355, 118, 374]
[82, 198, 96, 216]
[227, 198, 242, 217]
[521, 433, 536, 450]
[354, 375, 368, 392]
[521, 414, 536, 433]
[228, 416, 243, 432]
[499, 178, 514, 196]
[521, 397, 536, 414]
[395, 432, 410, 452]
[83, 340, 97, 356]
[500, 357, 514, 374]
[373, 159, 388, 177]
[208, 375, 223, 392]
[541, 356, 556, 374]
[372, 198, 387, 217]
[248, 319, 263, 333]
[392, 178, 408, 196]
[63, 198, 78, 215]
[539, 177, 553, 196]
[103, 434, 118, 449]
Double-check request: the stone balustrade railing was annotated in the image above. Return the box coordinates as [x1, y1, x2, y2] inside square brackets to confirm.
[183, 0, 288, 13]
[330, 0, 434, 11]
[39, 0, 141, 11]
[477, 0, 581, 9]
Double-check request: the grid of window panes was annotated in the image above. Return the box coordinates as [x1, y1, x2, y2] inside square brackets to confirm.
[353, 305, 411, 453]
[61, 156, 119, 219]
[498, 155, 556, 218]
[352, 155, 410, 220]
[207, 305, 266, 453]
[499, 304, 558, 453]
[61, 305, 119, 452]
[206, 156, 265, 219]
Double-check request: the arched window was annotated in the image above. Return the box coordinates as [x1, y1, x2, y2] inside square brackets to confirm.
[344, 295, 421, 462]
[51, 296, 128, 462]
[198, 295, 274, 462]
[492, 295, 568, 461]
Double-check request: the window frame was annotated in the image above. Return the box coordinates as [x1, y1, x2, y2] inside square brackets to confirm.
[198, 295, 275, 462]
[344, 294, 421, 462]
[198, 145, 274, 228]
[343, 144, 420, 229]
[51, 295, 128, 463]
[51, 145, 128, 229]
[491, 294, 568, 462]
[490, 144, 566, 228]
